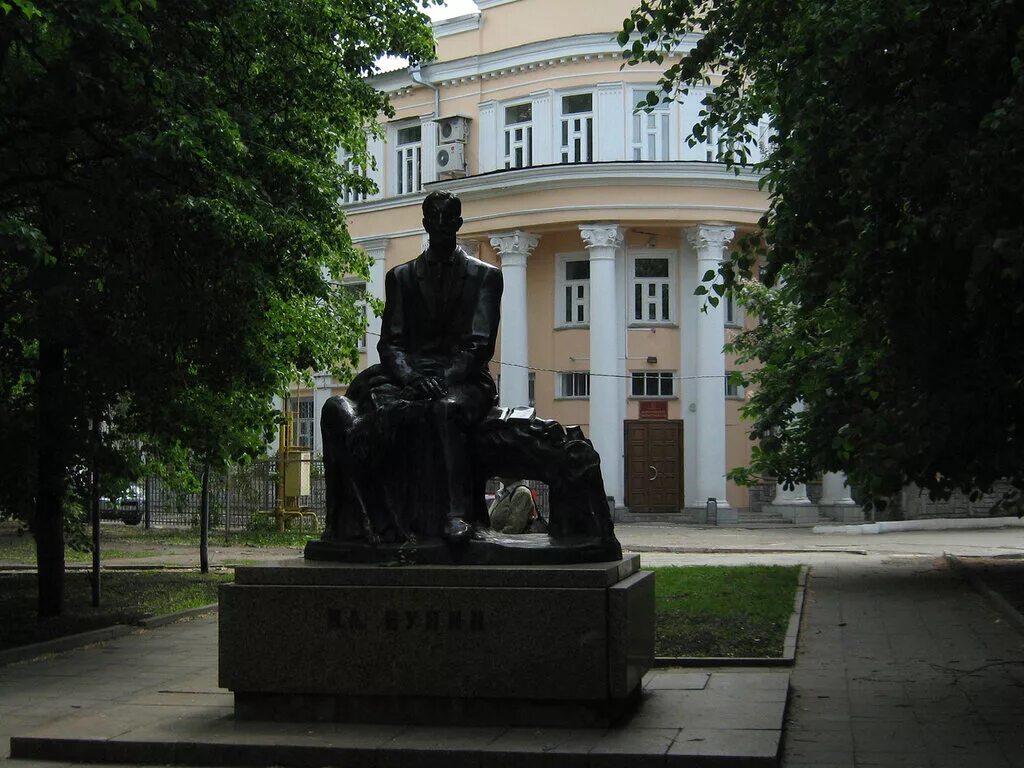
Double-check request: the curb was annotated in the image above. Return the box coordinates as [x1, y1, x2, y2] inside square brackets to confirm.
[626, 545, 866, 556]
[946, 554, 1024, 633]
[653, 564, 809, 669]
[0, 604, 219, 667]
[815, 516, 1024, 535]
[136, 603, 218, 630]
[0, 624, 135, 667]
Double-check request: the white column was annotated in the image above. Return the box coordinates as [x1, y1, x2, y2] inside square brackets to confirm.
[312, 373, 332, 454]
[489, 230, 540, 409]
[363, 240, 388, 367]
[596, 83, 626, 162]
[820, 471, 855, 506]
[269, 394, 285, 455]
[773, 480, 810, 505]
[478, 101, 498, 173]
[580, 223, 625, 504]
[419, 114, 438, 186]
[685, 224, 734, 508]
[614, 234, 628, 485]
[772, 401, 811, 505]
[530, 90, 553, 165]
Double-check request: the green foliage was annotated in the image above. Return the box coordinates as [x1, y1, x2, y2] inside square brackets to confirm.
[0, 0, 438, 609]
[624, 0, 1024, 508]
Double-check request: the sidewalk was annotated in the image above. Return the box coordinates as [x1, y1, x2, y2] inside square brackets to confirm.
[785, 558, 1024, 767]
[3, 549, 1024, 767]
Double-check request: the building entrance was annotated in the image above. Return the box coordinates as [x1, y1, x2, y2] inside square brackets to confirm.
[624, 420, 683, 512]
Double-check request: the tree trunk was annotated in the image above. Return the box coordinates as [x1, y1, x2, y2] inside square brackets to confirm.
[90, 418, 101, 608]
[36, 337, 66, 618]
[200, 462, 211, 574]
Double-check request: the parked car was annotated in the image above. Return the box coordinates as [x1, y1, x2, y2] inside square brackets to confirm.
[99, 483, 144, 525]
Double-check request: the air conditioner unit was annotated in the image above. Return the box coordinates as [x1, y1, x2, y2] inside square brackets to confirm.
[436, 142, 466, 173]
[435, 115, 471, 143]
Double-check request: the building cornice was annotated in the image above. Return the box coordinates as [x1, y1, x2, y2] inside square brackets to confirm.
[370, 32, 699, 94]
[433, 13, 480, 38]
[345, 163, 762, 216]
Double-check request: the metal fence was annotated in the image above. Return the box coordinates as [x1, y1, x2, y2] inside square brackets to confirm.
[135, 459, 549, 529]
[139, 459, 325, 530]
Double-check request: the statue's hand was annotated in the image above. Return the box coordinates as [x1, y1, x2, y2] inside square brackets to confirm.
[406, 374, 448, 400]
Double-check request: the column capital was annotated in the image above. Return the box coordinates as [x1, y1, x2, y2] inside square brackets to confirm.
[489, 230, 540, 268]
[356, 238, 388, 261]
[685, 224, 735, 254]
[579, 223, 624, 252]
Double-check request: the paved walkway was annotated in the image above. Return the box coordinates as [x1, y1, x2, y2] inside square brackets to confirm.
[2, 527, 1024, 767]
[784, 558, 1024, 767]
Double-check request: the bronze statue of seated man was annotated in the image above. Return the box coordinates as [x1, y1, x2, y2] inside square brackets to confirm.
[310, 191, 621, 565]
[320, 191, 500, 545]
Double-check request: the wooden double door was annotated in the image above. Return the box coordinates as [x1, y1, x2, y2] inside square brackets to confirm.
[625, 420, 684, 513]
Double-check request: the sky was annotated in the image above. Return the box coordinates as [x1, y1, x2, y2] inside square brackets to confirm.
[376, 1, 483, 73]
[426, 0, 480, 22]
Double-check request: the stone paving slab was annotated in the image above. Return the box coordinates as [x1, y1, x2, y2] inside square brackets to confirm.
[9, 668, 788, 767]
[783, 559, 1024, 768]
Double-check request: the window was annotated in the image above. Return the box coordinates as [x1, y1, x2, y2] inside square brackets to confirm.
[503, 103, 533, 169]
[630, 253, 674, 324]
[395, 125, 422, 195]
[342, 281, 368, 350]
[631, 89, 670, 161]
[631, 371, 674, 398]
[557, 371, 590, 399]
[287, 396, 314, 449]
[724, 294, 743, 327]
[338, 151, 369, 204]
[725, 371, 745, 399]
[560, 93, 594, 164]
[556, 254, 590, 326]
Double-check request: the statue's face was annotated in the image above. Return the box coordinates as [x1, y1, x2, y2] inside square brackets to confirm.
[423, 198, 463, 240]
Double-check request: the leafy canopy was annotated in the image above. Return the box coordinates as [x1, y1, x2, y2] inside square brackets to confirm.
[623, 0, 1024, 508]
[0, 0, 438, 612]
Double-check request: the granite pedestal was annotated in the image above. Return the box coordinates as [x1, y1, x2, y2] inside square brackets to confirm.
[219, 555, 654, 727]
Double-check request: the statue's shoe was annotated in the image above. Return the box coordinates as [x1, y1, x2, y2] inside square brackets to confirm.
[443, 517, 472, 543]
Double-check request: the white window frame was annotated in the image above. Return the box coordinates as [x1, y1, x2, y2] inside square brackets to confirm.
[630, 371, 675, 399]
[502, 102, 534, 169]
[393, 122, 423, 196]
[724, 293, 744, 328]
[337, 148, 370, 204]
[558, 91, 595, 164]
[630, 87, 672, 162]
[287, 396, 315, 449]
[556, 371, 590, 399]
[628, 249, 677, 326]
[725, 371, 745, 400]
[555, 252, 590, 328]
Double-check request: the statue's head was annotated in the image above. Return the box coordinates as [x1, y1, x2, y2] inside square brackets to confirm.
[422, 191, 463, 243]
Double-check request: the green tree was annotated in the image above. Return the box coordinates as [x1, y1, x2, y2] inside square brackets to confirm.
[1, 0, 437, 615]
[623, 0, 1024, 509]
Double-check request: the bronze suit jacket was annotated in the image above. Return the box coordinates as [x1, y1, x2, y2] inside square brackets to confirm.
[378, 247, 503, 391]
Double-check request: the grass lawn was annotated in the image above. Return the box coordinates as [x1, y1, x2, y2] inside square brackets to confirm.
[0, 570, 232, 652]
[649, 565, 801, 658]
[0, 520, 313, 566]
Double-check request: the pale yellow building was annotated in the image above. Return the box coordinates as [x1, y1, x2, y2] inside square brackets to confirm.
[285, 0, 858, 522]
